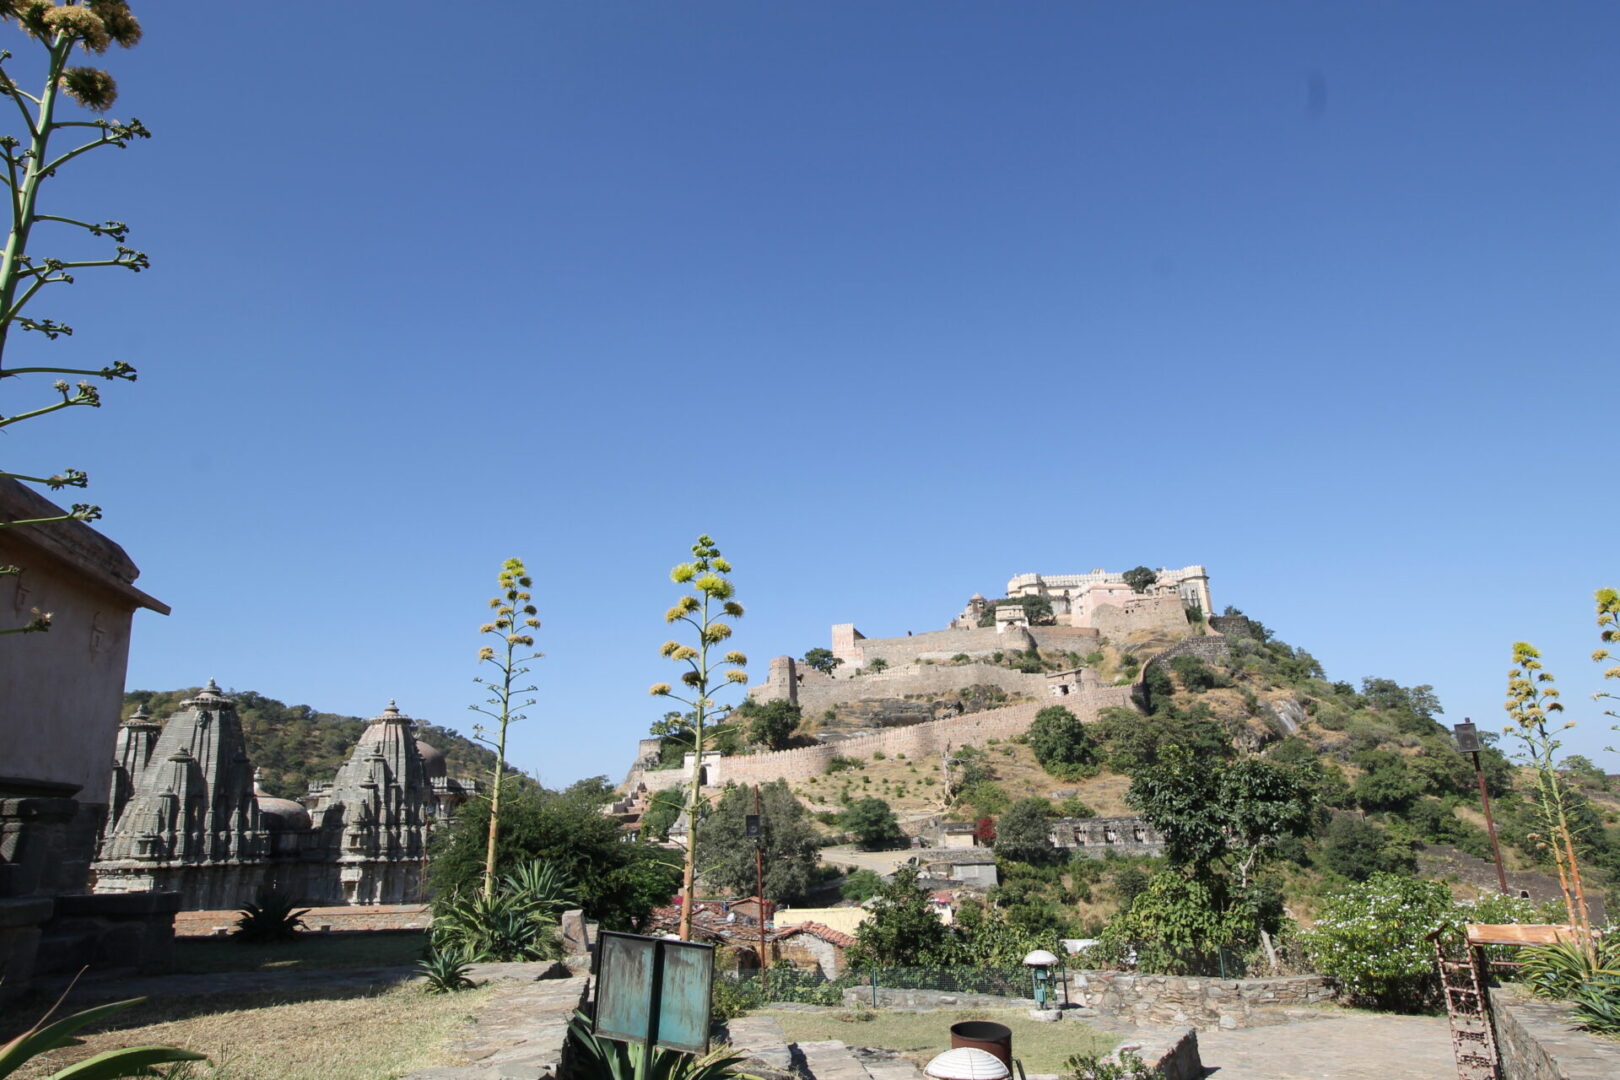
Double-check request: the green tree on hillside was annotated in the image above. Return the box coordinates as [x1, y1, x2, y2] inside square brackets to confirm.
[1127, 748, 1316, 886]
[650, 535, 748, 939]
[0, 1, 150, 635]
[994, 797, 1055, 864]
[696, 779, 819, 902]
[848, 865, 954, 968]
[1122, 566, 1159, 594]
[976, 595, 1054, 627]
[840, 796, 902, 850]
[1027, 705, 1097, 777]
[802, 647, 842, 676]
[734, 698, 800, 751]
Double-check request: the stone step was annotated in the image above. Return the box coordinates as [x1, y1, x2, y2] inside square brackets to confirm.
[797, 1039, 878, 1080]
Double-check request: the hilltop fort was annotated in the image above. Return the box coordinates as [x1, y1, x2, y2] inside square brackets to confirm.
[617, 565, 1235, 803]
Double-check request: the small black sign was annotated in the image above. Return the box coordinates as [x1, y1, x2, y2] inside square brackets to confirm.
[745, 814, 761, 839]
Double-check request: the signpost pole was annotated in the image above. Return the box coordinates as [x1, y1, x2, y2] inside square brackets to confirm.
[637, 941, 666, 1080]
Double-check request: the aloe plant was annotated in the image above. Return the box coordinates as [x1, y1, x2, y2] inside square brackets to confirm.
[0, 994, 204, 1080]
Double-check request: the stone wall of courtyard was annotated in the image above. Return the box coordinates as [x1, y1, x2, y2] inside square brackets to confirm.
[1491, 987, 1620, 1080]
[1067, 970, 1337, 1029]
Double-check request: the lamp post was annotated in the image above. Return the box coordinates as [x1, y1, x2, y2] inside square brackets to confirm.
[1022, 949, 1059, 1010]
[1453, 719, 1509, 895]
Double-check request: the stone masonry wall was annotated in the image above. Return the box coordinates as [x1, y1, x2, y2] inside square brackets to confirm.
[712, 684, 1135, 787]
[1068, 970, 1337, 1030]
[174, 903, 432, 937]
[1491, 986, 1620, 1080]
[1091, 593, 1192, 638]
[793, 664, 1048, 718]
[1142, 635, 1231, 673]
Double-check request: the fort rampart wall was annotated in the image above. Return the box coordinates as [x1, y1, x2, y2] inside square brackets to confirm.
[710, 682, 1135, 787]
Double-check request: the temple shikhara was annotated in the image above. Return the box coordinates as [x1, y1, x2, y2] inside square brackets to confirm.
[94, 682, 477, 908]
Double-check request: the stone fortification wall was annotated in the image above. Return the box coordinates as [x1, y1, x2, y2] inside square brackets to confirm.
[712, 682, 1135, 787]
[1491, 986, 1620, 1079]
[822, 625, 1105, 673]
[1142, 634, 1231, 672]
[795, 663, 1047, 718]
[1069, 971, 1337, 1030]
[1090, 593, 1192, 638]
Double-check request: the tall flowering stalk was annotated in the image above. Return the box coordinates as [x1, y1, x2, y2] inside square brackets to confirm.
[471, 558, 540, 899]
[0, 3, 150, 634]
[1595, 588, 1619, 735]
[649, 535, 746, 940]
[1504, 642, 1592, 950]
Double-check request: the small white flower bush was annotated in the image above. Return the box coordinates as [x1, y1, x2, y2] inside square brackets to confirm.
[1304, 873, 1550, 1011]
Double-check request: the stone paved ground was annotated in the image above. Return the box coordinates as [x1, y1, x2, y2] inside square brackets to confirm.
[1195, 1009, 1458, 1080]
[402, 975, 589, 1080]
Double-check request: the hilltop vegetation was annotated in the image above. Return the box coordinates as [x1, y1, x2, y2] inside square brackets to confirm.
[123, 688, 499, 800]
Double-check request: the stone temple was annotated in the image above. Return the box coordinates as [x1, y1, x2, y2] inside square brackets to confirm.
[93, 682, 477, 908]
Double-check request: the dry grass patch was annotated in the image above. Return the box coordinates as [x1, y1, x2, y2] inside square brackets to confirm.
[762, 1006, 1116, 1073]
[12, 982, 492, 1080]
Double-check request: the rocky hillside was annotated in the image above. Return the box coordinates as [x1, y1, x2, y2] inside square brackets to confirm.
[122, 687, 498, 800]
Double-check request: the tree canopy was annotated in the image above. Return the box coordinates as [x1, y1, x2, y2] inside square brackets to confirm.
[430, 782, 678, 931]
[840, 797, 903, 850]
[695, 780, 820, 902]
[1027, 705, 1097, 776]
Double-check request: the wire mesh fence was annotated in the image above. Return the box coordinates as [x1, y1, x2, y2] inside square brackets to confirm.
[717, 964, 1036, 1008]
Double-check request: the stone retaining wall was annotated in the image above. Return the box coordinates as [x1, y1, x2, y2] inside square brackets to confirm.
[713, 688, 1134, 787]
[1491, 987, 1620, 1080]
[840, 986, 1038, 1009]
[1068, 971, 1336, 1030]
[174, 903, 430, 937]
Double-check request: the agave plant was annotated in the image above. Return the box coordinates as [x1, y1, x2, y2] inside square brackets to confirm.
[563, 1011, 761, 1080]
[232, 888, 310, 944]
[431, 861, 576, 963]
[503, 861, 574, 919]
[1518, 934, 1620, 1000]
[1570, 973, 1620, 1035]
[0, 994, 205, 1080]
[418, 948, 476, 994]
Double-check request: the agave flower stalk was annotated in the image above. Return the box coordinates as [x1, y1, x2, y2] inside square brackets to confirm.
[1504, 642, 1593, 956]
[0, 2, 150, 631]
[650, 535, 747, 940]
[471, 557, 541, 898]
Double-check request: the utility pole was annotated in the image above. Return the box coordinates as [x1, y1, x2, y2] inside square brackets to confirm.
[750, 785, 768, 972]
[1454, 719, 1510, 895]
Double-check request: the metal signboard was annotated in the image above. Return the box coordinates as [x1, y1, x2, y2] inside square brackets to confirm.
[745, 814, 762, 840]
[594, 930, 715, 1055]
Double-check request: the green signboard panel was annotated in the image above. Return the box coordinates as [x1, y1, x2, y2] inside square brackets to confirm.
[594, 931, 715, 1055]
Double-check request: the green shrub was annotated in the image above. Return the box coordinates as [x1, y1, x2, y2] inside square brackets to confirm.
[1302, 875, 1549, 1011]
[430, 861, 573, 962]
[233, 889, 309, 944]
[872, 751, 886, 761]
[418, 948, 476, 993]
[826, 756, 860, 773]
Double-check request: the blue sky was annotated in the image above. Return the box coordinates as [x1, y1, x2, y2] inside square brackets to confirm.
[11, 2, 1618, 784]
